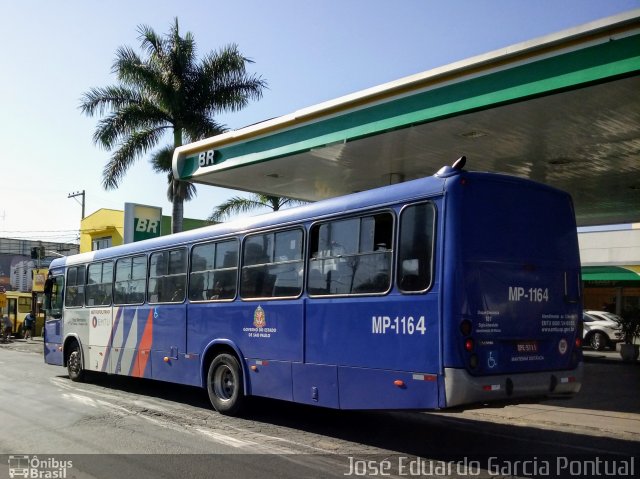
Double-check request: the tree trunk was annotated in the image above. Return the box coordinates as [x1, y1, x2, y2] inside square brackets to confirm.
[172, 128, 184, 233]
[172, 191, 184, 233]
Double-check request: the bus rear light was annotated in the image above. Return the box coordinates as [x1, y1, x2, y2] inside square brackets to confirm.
[464, 339, 474, 352]
[393, 380, 406, 388]
[575, 337, 582, 348]
[469, 354, 478, 369]
[412, 374, 437, 382]
[482, 384, 501, 391]
[460, 320, 472, 336]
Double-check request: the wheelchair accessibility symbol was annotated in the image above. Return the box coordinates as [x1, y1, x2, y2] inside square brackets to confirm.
[487, 351, 498, 369]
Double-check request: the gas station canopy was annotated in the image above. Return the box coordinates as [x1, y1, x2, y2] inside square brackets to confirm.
[173, 10, 640, 227]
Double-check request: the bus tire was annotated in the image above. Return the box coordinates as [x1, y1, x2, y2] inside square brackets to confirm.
[207, 353, 245, 416]
[67, 342, 85, 382]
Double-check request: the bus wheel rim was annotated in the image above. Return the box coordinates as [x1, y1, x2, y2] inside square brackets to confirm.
[214, 365, 234, 401]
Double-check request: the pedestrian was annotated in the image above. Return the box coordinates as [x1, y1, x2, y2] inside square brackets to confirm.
[23, 311, 36, 340]
[1, 315, 12, 343]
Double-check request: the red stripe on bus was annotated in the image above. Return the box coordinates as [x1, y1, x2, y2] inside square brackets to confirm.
[131, 309, 154, 378]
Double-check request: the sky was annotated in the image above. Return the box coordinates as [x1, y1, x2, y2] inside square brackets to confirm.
[1, 0, 638, 245]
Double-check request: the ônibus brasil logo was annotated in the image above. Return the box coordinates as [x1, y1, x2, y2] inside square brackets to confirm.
[8, 455, 73, 478]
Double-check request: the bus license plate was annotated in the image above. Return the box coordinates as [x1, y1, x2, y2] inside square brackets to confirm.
[516, 341, 538, 353]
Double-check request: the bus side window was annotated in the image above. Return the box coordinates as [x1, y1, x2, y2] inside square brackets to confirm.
[308, 212, 393, 296]
[397, 202, 435, 293]
[241, 238, 269, 298]
[271, 229, 303, 297]
[189, 239, 238, 302]
[86, 261, 113, 306]
[148, 248, 187, 303]
[65, 266, 85, 308]
[114, 255, 146, 305]
[241, 230, 303, 299]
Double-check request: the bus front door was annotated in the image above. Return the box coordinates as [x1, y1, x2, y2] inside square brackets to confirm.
[7, 298, 17, 334]
[44, 275, 65, 365]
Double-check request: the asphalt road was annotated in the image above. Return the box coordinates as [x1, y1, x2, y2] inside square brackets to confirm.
[0, 341, 638, 479]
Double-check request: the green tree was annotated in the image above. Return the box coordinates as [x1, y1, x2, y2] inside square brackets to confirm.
[80, 18, 266, 233]
[209, 194, 307, 222]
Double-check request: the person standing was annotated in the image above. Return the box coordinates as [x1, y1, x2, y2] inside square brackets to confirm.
[23, 311, 36, 340]
[1, 315, 12, 343]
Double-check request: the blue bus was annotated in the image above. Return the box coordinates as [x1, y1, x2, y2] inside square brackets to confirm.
[44, 162, 583, 415]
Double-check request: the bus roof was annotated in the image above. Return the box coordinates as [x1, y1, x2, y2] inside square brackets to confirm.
[50, 170, 563, 268]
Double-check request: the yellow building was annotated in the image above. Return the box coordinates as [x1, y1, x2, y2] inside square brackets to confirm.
[79, 208, 211, 253]
[80, 209, 124, 253]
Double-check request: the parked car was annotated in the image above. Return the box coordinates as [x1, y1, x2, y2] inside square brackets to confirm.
[582, 310, 624, 351]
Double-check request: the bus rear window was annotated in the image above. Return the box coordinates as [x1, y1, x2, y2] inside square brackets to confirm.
[461, 181, 577, 262]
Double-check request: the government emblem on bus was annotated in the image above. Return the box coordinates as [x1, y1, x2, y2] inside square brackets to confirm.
[253, 306, 266, 328]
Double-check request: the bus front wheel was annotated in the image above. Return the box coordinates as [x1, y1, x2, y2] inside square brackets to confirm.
[207, 353, 245, 416]
[67, 342, 85, 382]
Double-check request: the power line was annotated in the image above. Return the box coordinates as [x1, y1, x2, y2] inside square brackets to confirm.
[1, 227, 121, 235]
[0, 228, 80, 234]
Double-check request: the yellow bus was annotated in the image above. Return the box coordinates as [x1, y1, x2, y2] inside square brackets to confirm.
[1, 291, 44, 338]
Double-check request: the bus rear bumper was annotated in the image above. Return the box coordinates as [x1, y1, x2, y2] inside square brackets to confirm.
[443, 363, 583, 408]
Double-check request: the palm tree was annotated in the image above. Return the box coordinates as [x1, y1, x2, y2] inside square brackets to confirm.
[209, 194, 308, 222]
[80, 18, 266, 233]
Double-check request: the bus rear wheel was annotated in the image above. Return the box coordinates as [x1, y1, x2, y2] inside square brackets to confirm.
[67, 342, 85, 382]
[207, 353, 245, 416]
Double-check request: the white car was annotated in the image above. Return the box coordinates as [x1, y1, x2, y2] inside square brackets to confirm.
[582, 310, 624, 351]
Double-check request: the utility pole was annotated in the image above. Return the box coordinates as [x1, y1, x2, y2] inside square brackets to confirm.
[68, 190, 86, 219]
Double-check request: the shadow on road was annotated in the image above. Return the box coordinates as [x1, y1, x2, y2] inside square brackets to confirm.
[61, 358, 640, 461]
[543, 358, 639, 414]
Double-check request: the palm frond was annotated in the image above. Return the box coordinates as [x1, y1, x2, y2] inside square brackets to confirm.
[149, 144, 196, 202]
[209, 194, 308, 222]
[149, 144, 175, 173]
[208, 195, 272, 222]
[137, 24, 165, 59]
[182, 114, 227, 142]
[166, 176, 197, 202]
[112, 46, 142, 76]
[194, 46, 267, 114]
[208, 74, 267, 114]
[79, 86, 142, 117]
[102, 128, 166, 189]
[92, 102, 170, 149]
[277, 197, 309, 209]
[114, 46, 162, 92]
